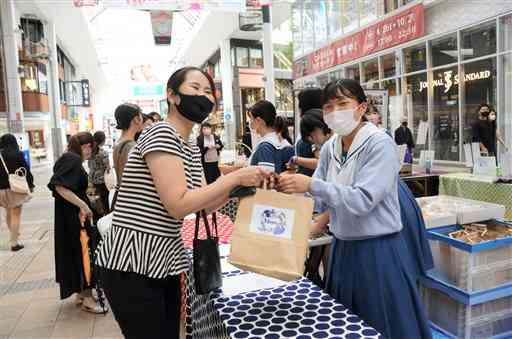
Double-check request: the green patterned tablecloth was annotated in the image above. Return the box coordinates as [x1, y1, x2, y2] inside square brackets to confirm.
[439, 173, 512, 219]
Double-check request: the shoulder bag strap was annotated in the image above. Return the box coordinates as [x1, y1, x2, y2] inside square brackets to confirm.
[0, 151, 10, 175]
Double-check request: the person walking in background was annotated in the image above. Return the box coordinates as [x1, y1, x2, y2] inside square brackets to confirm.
[0, 134, 34, 251]
[197, 122, 223, 184]
[274, 116, 293, 146]
[88, 131, 111, 216]
[296, 88, 323, 177]
[289, 110, 333, 172]
[48, 132, 105, 313]
[113, 103, 143, 189]
[472, 104, 495, 155]
[241, 123, 253, 158]
[248, 100, 294, 174]
[395, 117, 415, 163]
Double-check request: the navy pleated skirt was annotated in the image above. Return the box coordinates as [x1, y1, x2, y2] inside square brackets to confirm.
[398, 178, 434, 280]
[326, 232, 433, 339]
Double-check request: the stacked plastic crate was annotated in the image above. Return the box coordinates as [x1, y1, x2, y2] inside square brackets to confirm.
[417, 196, 512, 339]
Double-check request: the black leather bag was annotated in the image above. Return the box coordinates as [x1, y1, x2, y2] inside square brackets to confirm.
[193, 211, 222, 295]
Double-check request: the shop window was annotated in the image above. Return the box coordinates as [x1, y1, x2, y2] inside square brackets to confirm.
[249, 48, 263, 68]
[462, 57, 497, 146]
[329, 69, 343, 82]
[313, 1, 328, 49]
[362, 58, 379, 83]
[327, 0, 342, 40]
[37, 63, 48, 94]
[461, 20, 496, 61]
[403, 43, 427, 74]
[341, 0, 358, 34]
[345, 64, 360, 82]
[430, 33, 458, 68]
[20, 63, 38, 92]
[404, 72, 428, 158]
[432, 66, 460, 162]
[500, 53, 512, 154]
[500, 14, 512, 52]
[382, 78, 402, 131]
[275, 79, 294, 113]
[384, 0, 399, 14]
[359, 0, 378, 27]
[303, 1, 315, 54]
[236, 47, 249, 67]
[21, 18, 44, 43]
[292, 1, 303, 58]
[317, 74, 330, 89]
[381, 53, 397, 78]
[274, 44, 293, 70]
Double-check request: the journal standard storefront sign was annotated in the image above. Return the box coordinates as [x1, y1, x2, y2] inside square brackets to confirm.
[419, 70, 492, 92]
[293, 4, 425, 79]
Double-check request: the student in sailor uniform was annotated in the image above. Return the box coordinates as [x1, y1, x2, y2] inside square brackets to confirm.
[278, 79, 432, 339]
[247, 100, 294, 174]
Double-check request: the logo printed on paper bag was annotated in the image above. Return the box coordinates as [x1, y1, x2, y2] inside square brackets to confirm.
[250, 204, 295, 239]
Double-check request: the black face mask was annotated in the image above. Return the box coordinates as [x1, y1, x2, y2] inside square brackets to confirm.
[481, 111, 490, 118]
[175, 93, 214, 123]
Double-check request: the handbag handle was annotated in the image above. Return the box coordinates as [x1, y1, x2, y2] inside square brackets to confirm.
[15, 167, 26, 177]
[195, 210, 214, 240]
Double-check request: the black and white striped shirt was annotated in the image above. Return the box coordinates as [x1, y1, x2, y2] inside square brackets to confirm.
[96, 122, 203, 278]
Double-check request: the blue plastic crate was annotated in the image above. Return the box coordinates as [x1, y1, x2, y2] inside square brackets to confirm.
[421, 274, 512, 339]
[427, 223, 512, 293]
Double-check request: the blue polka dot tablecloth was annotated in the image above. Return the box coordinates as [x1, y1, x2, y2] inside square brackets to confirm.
[212, 278, 383, 339]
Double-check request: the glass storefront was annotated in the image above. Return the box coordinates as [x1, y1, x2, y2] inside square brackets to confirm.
[293, 0, 414, 60]
[404, 72, 427, 158]
[432, 66, 459, 162]
[295, 12, 512, 163]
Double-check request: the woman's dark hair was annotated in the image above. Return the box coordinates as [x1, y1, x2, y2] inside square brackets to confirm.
[115, 103, 142, 130]
[300, 110, 331, 140]
[249, 100, 276, 128]
[92, 131, 106, 155]
[166, 66, 218, 111]
[323, 79, 369, 121]
[274, 116, 293, 145]
[0, 134, 20, 152]
[147, 112, 161, 122]
[142, 113, 151, 123]
[68, 132, 93, 159]
[298, 88, 323, 116]
[200, 122, 213, 136]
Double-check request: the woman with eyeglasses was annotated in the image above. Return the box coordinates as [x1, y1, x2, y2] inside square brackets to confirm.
[279, 79, 431, 339]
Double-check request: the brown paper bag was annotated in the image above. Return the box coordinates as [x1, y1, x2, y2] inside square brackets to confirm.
[229, 188, 314, 281]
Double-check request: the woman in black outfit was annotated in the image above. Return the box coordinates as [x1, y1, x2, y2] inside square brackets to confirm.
[197, 122, 223, 184]
[48, 132, 105, 314]
[0, 134, 34, 251]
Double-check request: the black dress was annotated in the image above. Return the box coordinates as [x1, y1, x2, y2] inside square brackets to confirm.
[48, 152, 92, 299]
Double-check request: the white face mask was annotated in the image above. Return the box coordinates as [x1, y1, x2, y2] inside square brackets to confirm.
[324, 108, 360, 136]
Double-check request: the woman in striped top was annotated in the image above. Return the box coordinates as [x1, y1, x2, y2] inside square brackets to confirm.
[96, 67, 268, 339]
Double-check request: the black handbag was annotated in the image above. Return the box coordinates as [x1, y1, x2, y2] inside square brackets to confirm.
[193, 211, 222, 295]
